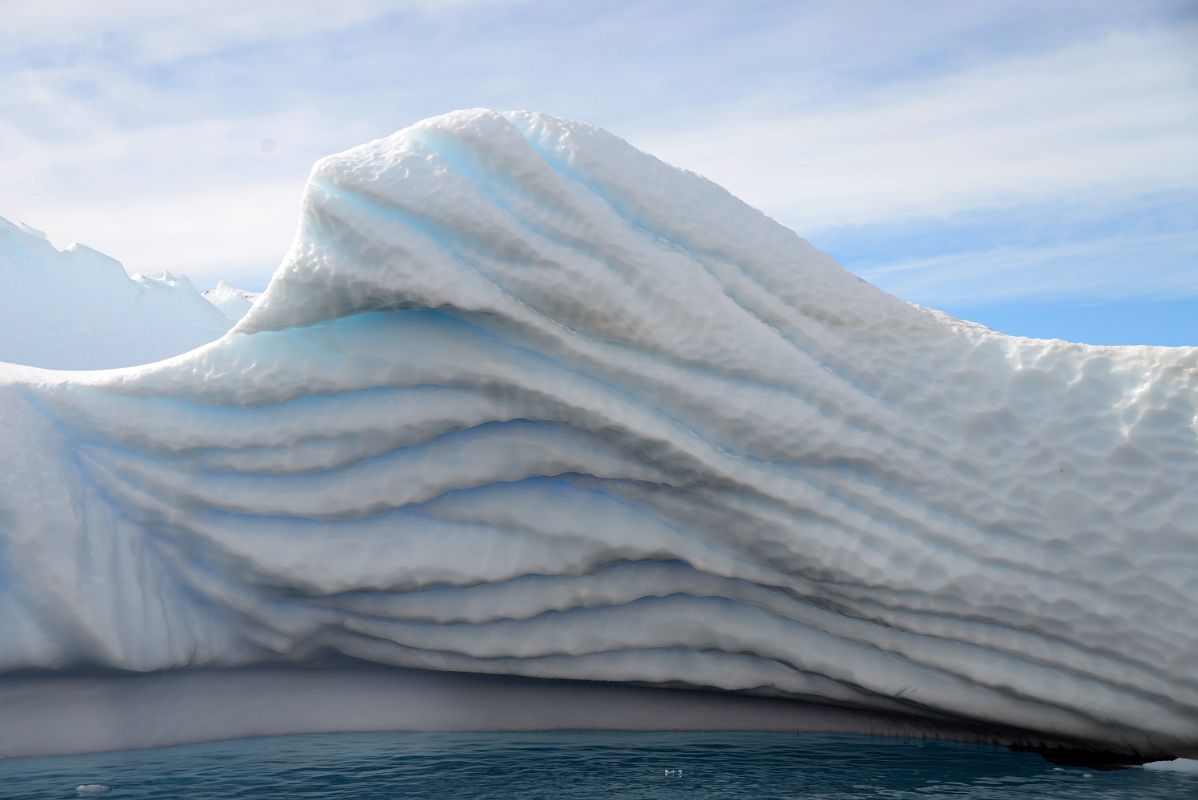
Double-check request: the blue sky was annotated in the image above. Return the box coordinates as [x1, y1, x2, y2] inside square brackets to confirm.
[1, 0, 1195, 345]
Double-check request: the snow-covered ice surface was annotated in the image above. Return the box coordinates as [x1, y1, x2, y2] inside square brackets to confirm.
[0, 218, 236, 369]
[0, 110, 1194, 759]
[203, 281, 260, 321]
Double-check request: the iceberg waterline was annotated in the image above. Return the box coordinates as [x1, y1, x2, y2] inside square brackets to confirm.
[0, 109, 1194, 758]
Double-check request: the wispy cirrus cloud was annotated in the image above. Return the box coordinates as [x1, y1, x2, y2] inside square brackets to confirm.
[624, 19, 1198, 315]
[858, 231, 1198, 306]
[633, 23, 1198, 233]
[0, 1, 444, 64]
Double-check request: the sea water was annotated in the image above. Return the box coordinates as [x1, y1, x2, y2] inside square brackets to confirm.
[0, 732, 1194, 799]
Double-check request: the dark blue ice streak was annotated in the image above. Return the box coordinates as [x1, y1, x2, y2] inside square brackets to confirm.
[1, 732, 1193, 799]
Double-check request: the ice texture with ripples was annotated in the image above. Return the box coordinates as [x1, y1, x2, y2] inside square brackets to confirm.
[0, 110, 1195, 758]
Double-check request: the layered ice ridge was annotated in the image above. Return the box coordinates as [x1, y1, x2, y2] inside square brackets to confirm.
[0, 110, 1195, 757]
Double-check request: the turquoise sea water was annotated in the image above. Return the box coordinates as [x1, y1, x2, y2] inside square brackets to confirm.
[1, 732, 1194, 799]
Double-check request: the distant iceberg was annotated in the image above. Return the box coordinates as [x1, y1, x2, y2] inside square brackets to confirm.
[0, 218, 241, 369]
[203, 280, 261, 322]
[0, 110, 1194, 760]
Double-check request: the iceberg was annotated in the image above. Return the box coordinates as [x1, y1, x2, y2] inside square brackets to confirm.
[203, 280, 261, 322]
[0, 218, 236, 370]
[0, 110, 1194, 760]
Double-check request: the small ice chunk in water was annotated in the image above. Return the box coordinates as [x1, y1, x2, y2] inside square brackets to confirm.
[75, 785, 111, 794]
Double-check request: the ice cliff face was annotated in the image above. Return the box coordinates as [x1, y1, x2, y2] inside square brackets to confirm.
[0, 110, 1195, 757]
[0, 218, 236, 369]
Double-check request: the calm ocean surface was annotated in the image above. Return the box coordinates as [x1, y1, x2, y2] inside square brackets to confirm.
[1, 732, 1194, 799]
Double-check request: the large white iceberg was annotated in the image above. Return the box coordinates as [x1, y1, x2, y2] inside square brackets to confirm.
[0, 110, 1194, 759]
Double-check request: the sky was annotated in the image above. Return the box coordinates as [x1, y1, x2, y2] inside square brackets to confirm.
[1, 0, 1195, 345]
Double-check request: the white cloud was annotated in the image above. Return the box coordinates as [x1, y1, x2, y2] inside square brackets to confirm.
[858, 232, 1198, 306]
[0, 1, 483, 63]
[0, 104, 359, 286]
[632, 25, 1198, 233]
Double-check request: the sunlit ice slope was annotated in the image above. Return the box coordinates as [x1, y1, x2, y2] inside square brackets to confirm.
[0, 110, 1195, 759]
